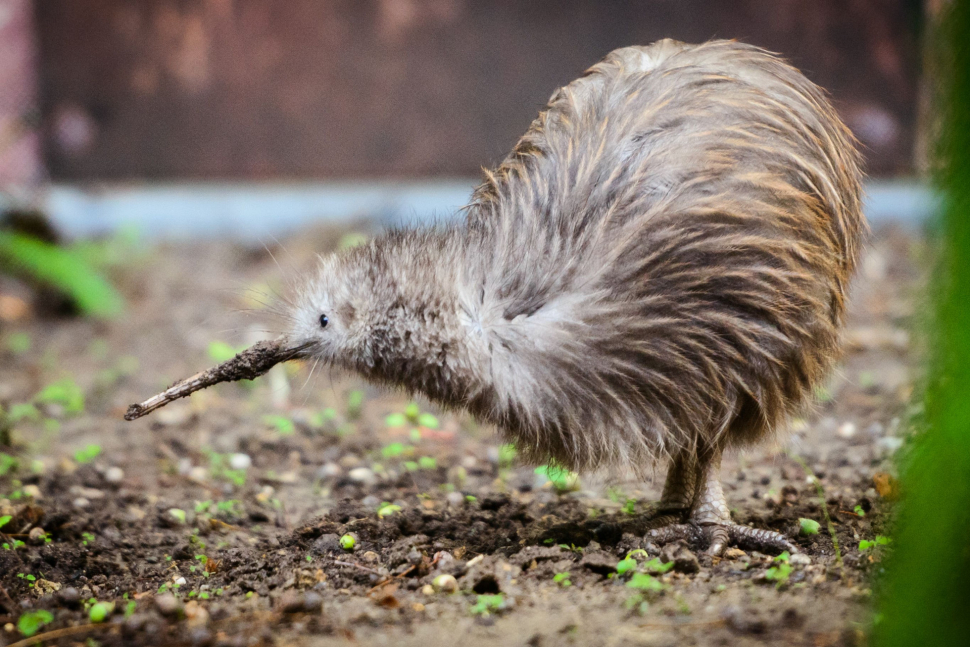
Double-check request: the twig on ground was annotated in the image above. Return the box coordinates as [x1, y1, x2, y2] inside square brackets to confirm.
[6, 623, 116, 647]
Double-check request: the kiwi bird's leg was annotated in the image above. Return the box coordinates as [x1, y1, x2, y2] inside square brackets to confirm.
[646, 450, 698, 528]
[647, 448, 798, 556]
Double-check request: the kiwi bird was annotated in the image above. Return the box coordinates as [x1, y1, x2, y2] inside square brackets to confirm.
[128, 39, 865, 555]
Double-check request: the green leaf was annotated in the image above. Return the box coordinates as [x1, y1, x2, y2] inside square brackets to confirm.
[0, 515, 11, 530]
[799, 518, 821, 536]
[377, 502, 402, 519]
[17, 609, 54, 637]
[73, 444, 101, 464]
[643, 557, 675, 574]
[381, 442, 406, 458]
[36, 378, 85, 414]
[418, 456, 437, 470]
[7, 402, 40, 422]
[615, 558, 637, 576]
[385, 413, 407, 428]
[417, 413, 439, 428]
[627, 572, 665, 592]
[262, 414, 295, 435]
[207, 341, 241, 363]
[0, 232, 123, 318]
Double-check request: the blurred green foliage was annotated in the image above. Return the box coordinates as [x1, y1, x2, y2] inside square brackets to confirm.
[875, 3, 970, 646]
[0, 231, 123, 318]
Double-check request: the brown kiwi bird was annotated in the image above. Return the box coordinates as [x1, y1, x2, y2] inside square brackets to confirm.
[127, 39, 865, 555]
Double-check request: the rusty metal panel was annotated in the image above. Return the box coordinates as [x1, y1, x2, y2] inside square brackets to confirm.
[35, 0, 921, 179]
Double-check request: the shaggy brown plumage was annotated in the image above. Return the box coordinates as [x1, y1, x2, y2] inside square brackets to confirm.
[132, 39, 865, 554]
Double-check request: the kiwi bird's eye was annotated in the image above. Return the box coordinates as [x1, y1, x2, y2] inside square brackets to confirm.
[319, 314, 329, 329]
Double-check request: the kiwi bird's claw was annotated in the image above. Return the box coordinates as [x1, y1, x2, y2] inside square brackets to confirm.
[646, 521, 797, 556]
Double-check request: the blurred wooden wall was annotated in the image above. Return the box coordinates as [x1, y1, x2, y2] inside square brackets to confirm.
[34, 0, 923, 180]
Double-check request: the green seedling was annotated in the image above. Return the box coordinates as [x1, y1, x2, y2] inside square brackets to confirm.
[73, 444, 101, 464]
[764, 552, 793, 587]
[553, 572, 572, 587]
[377, 502, 402, 519]
[535, 463, 580, 492]
[168, 509, 187, 524]
[626, 572, 666, 592]
[6, 403, 39, 423]
[89, 601, 113, 623]
[262, 414, 295, 436]
[346, 390, 365, 419]
[0, 515, 10, 531]
[36, 378, 85, 415]
[622, 498, 637, 516]
[854, 505, 866, 517]
[0, 231, 123, 318]
[208, 341, 245, 363]
[0, 453, 18, 476]
[624, 593, 650, 615]
[615, 558, 637, 576]
[859, 535, 891, 551]
[17, 609, 53, 637]
[799, 518, 821, 536]
[470, 593, 506, 616]
[124, 600, 137, 618]
[381, 442, 408, 459]
[418, 456, 437, 470]
[340, 533, 356, 550]
[643, 557, 675, 574]
[497, 443, 517, 468]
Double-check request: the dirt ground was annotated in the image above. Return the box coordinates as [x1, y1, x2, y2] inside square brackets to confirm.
[0, 223, 924, 647]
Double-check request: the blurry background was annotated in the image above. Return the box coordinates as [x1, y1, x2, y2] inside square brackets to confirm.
[1, 0, 933, 238]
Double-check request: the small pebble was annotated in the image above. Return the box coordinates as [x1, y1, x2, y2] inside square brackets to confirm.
[837, 422, 857, 439]
[432, 574, 458, 593]
[104, 466, 125, 483]
[877, 436, 904, 454]
[316, 462, 342, 479]
[790, 553, 812, 566]
[348, 467, 377, 485]
[22, 484, 41, 499]
[174, 576, 187, 587]
[421, 584, 435, 595]
[28, 527, 47, 544]
[73, 497, 90, 509]
[58, 587, 81, 606]
[445, 491, 466, 508]
[155, 593, 181, 616]
[723, 548, 747, 559]
[229, 453, 252, 470]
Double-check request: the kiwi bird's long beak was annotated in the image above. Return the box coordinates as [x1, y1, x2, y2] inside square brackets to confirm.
[124, 336, 313, 421]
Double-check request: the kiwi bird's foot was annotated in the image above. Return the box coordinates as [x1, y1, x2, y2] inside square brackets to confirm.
[646, 521, 798, 556]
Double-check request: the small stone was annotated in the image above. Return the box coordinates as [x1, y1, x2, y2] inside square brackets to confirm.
[104, 466, 124, 483]
[790, 553, 812, 566]
[348, 467, 377, 485]
[837, 422, 857, 439]
[184, 600, 209, 627]
[73, 497, 90, 509]
[311, 534, 343, 554]
[155, 592, 181, 616]
[188, 627, 214, 647]
[280, 592, 305, 614]
[361, 551, 380, 563]
[660, 542, 700, 574]
[188, 466, 209, 481]
[28, 527, 47, 544]
[229, 453, 252, 470]
[58, 587, 81, 607]
[445, 491, 465, 508]
[22, 484, 41, 499]
[421, 584, 435, 595]
[316, 462, 342, 479]
[723, 547, 747, 559]
[432, 574, 458, 593]
[173, 576, 187, 587]
[302, 591, 324, 612]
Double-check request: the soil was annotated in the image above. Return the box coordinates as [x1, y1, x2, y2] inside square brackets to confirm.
[0, 223, 925, 647]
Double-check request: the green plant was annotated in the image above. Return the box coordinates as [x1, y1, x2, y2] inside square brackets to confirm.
[262, 414, 295, 436]
[764, 552, 792, 587]
[89, 601, 113, 623]
[346, 390, 365, 419]
[553, 572, 572, 587]
[81, 532, 95, 546]
[339, 534, 356, 550]
[0, 231, 123, 318]
[0, 453, 17, 476]
[377, 502, 402, 519]
[799, 518, 821, 536]
[37, 378, 85, 415]
[73, 444, 101, 464]
[470, 593, 506, 616]
[17, 609, 53, 637]
[859, 536, 891, 551]
[626, 572, 665, 592]
[534, 463, 580, 492]
[0, 514, 10, 530]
